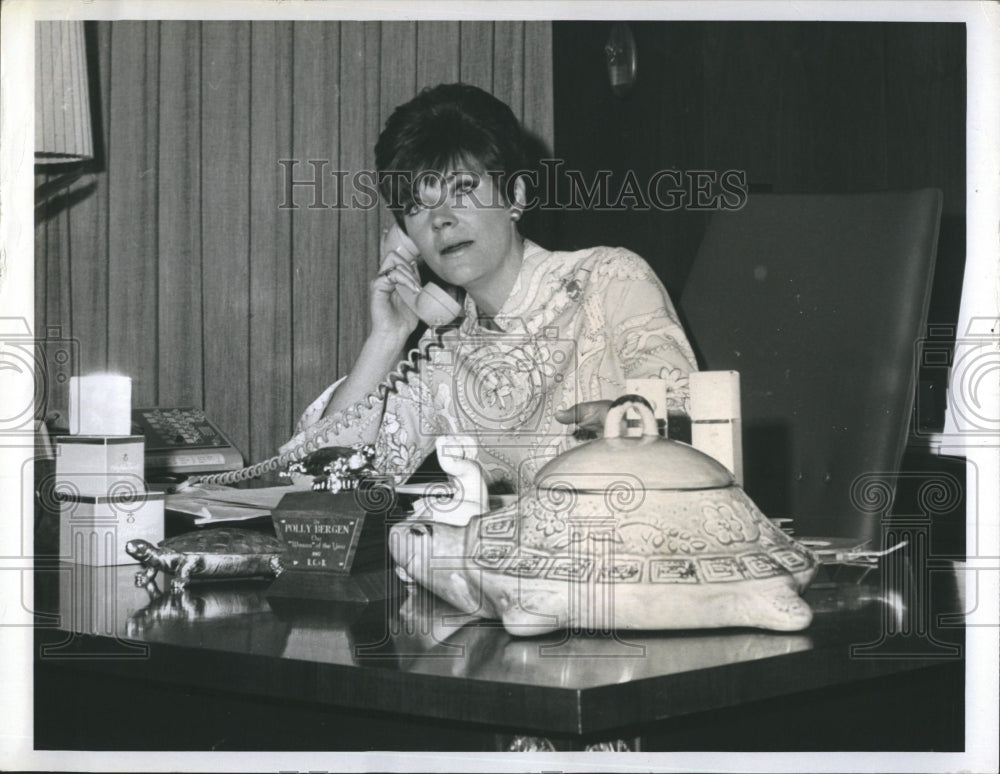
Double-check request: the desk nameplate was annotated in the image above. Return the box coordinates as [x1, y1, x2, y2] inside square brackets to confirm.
[266, 490, 397, 604]
[274, 513, 360, 573]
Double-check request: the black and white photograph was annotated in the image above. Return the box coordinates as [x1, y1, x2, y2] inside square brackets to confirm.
[1, 1, 997, 771]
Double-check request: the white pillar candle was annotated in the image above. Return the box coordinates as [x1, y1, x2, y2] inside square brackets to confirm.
[69, 374, 132, 435]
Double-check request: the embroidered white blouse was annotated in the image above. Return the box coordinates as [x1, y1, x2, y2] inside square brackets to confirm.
[281, 239, 697, 492]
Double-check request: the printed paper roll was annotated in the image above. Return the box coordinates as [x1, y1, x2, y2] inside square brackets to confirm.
[69, 374, 132, 435]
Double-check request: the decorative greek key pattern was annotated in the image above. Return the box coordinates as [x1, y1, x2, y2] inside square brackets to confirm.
[771, 547, 812, 572]
[473, 542, 513, 569]
[741, 552, 785, 579]
[649, 558, 699, 583]
[545, 557, 595, 582]
[473, 543, 813, 585]
[479, 513, 517, 540]
[596, 559, 643, 583]
[698, 556, 746, 582]
[503, 554, 550, 578]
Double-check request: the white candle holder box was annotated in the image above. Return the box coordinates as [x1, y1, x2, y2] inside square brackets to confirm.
[55, 435, 145, 497]
[59, 491, 165, 566]
[689, 370, 743, 486]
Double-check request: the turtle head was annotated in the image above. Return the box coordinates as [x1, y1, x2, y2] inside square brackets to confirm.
[126, 539, 155, 561]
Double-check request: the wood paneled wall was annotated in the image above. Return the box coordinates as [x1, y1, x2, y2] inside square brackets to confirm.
[35, 20, 553, 465]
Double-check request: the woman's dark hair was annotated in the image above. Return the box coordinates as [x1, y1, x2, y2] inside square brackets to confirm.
[374, 83, 529, 227]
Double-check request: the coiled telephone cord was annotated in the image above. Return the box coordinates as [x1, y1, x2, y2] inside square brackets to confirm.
[184, 324, 456, 488]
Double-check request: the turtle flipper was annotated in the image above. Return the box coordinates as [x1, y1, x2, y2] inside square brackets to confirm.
[127, 540, 160, 587]
[134, 565, 158, 586]
[170, 555, 205, 594]
[756, 587, 814, 631]
[499, 591, 564, 637]
[725, 583, 814, 632]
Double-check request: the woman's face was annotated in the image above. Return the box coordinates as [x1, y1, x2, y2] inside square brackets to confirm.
[402, 167, 523, 307]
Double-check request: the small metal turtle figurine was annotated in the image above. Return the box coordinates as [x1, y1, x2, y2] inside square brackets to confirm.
[126, 527, 285, 593]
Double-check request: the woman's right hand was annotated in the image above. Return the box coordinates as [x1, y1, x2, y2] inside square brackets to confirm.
[555, 400, 614, 440]
[371, 226, 424, 339]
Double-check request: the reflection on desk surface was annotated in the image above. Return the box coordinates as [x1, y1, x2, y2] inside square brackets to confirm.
[388, 591, 814, 687]
[44, 561, 964, 692]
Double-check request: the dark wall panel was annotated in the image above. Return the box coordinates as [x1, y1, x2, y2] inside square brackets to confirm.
[417, 21, 460, 88]
[248, 20, 294, 467]
[107, 22, 159, 406]
[884, 23, 966, 334]
[552, 22, 707, 293]
[66, 22, 111, 382]
[157, 21, 203, 409]
[701, 24, 783, 188]
[552, 21, 965, 318]
[336, 22, 379, 381]
[774, 24, 889, 193]
[459, 21, 494, 93]
[289, 22, 342, 424]
[201, 21, 252, 457]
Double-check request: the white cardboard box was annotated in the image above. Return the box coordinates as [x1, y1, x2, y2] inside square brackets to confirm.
[59, 491, 165, 566]
[55, 435, 145, 497]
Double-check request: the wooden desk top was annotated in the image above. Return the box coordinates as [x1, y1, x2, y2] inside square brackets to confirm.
[34, 557, 965, 737]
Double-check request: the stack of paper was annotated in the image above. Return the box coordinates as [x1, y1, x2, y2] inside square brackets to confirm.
[165, 483, 307, 525]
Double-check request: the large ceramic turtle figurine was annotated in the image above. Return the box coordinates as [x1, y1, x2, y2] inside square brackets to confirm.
[126, 527, 286, 593]
[390, 398, 819, 636]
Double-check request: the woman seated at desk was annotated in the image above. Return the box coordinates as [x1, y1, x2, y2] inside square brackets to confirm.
[281, 83, 697, 493]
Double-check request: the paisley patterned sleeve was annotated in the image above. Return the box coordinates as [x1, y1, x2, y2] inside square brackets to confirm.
[288, 377, 348, 437]
[365, 353, 457, 484]
[595, 248, 699, 414]
[278, 338, 453, 484]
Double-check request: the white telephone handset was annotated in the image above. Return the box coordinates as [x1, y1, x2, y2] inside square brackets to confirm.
[382, 225, 462, 327]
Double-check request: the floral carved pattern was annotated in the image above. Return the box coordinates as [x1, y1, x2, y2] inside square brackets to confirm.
[520, 497, 570, 548]
[701, 501, 760, 546]
[615, 520, 709, 555]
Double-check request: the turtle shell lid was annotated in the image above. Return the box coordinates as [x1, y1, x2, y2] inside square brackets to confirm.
[537, 401, 736, 492]
[162, 527, 283, 554]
